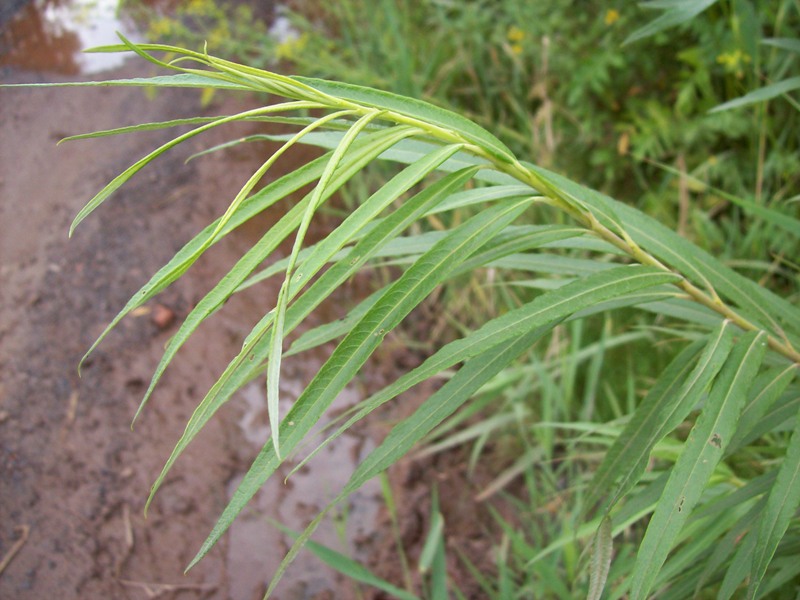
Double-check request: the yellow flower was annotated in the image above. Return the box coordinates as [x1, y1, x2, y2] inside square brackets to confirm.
[604, 9, 620, 26]
[187, 0, 213, 13]
[716, 49, 751, 68]
[507, 25, 525, 43]
[510, 43, 523, 56]
[149, 17, 173, 39]
[716, 49, 751, 78]
[275, 33, 309, 61]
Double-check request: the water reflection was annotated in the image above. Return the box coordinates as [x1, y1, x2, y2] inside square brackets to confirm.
[0, 0, 140, 74]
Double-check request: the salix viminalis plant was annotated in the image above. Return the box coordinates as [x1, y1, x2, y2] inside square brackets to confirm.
[10, 38, 799, 599]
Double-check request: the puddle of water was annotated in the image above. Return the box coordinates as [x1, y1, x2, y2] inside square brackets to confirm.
[0, 0, 144, 75]
[0, 1, 297, 76]
[230, 379, 382, 599]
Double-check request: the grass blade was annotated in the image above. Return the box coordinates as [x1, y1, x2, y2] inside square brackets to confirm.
[587, 516, 613, 600]
[710, 76, 800, 113]
[276, 525, 420, 600]
[718, 523, 759, 599]
[747, 384, 800, 599]
[624, 0, 719, 45]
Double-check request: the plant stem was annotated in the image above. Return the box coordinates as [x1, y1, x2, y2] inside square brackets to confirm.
[499, 158, 800, 365]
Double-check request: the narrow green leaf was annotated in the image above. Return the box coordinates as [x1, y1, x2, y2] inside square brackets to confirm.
[286, 289, 383, 356]
[432, 184, 535, 214]
[271, 132, 519, 185]
[587, 320, 735, 515]
[292, 75, 516, 163]
[587, 516, 613, 600]
[718, 524, 759, 599]
[65, 114, 349, 147]
[710, 76, 800, 113]
[727, 365, 797, 454]
[629, 331, 768, 600]
[755, 555, 800, 599]
[736, 392, 800, 449]
[747, 386, 800, 599]
[624, 0, 719, 45]
[690, 472, 777, 536]
[267, 109, 382, 458]
[58, 116, 225, 142]
[419, 509, 445, 575]
[426, 487, 449, 600]
[69, 100, 321, 236]
[276, 526, 420, 600]
[694, 498, 766, 596]
[454, 225, 584, 275]
[0, 72, 252, 91]
[429, 526, 448, 600]
[761, 37, 800, 55]
[491, 253, 611, 276]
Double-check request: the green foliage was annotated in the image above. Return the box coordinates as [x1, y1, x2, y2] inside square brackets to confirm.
[125, 0, 273, 67]
[8, 28, 800, 600]
[281, 0, 800, 284]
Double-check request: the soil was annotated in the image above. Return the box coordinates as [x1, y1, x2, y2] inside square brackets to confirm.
[0, 9, 504, 600]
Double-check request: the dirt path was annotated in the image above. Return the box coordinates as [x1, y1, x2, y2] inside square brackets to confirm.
[0, 58, 387, 599]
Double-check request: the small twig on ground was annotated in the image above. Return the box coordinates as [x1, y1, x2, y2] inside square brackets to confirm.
[119, 579, 217, 599]
[59, 390, 80, 443]
[0, 524, 30, 576]
[114, 503, 135, 578]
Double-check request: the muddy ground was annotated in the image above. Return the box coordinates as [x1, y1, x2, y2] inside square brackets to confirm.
[0, 53, 502, 599]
